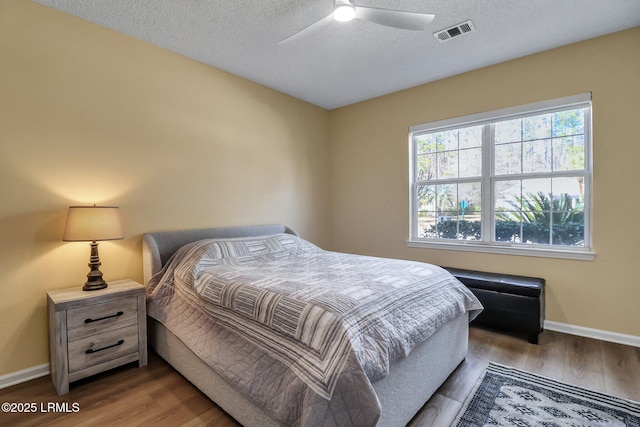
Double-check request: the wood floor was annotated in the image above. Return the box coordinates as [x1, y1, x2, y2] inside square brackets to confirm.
[1, 326, 639, 426]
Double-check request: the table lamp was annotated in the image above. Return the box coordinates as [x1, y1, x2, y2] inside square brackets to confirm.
[62, 205, 124, 291]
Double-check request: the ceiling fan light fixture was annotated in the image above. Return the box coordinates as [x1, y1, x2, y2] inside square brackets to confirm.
[333, 2, 356, 22]
[278, 0, 435, 44]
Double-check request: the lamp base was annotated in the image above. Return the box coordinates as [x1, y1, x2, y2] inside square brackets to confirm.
[83, 241, 109, 291]
[83, 278, 108, 291]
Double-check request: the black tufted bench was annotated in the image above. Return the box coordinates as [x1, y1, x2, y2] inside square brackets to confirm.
[444, 267, 545, 344]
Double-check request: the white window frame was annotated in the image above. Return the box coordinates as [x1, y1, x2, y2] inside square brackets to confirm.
[408, 93, 595, 260]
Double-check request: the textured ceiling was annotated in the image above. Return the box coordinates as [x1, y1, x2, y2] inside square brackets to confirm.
[34, 0, 640, 109]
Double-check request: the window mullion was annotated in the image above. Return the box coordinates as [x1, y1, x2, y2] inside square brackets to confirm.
[481, 123, 493, 243]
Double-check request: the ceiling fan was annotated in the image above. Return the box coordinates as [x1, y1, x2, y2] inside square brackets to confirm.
[278, 0, 435, 44]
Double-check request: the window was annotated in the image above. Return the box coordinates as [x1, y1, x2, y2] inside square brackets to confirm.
[408, 94, 593, 260]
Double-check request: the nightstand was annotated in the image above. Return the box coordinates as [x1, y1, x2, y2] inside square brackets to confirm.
[47, 279, 147, 395]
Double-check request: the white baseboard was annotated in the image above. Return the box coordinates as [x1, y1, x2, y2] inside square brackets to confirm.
[0, 363, 49, 390]
[544, 320, 640, 348]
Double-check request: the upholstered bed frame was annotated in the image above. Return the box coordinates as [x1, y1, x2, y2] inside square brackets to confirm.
[142, 224, 469, 426]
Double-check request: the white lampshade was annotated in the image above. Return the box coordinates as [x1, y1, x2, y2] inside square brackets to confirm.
[62, 206, 124, 242]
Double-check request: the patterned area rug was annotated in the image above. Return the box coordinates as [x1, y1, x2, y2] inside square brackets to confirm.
[453, 362, 640, 427]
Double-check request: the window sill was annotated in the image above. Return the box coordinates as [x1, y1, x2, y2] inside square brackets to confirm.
[406, 240, 595, 261]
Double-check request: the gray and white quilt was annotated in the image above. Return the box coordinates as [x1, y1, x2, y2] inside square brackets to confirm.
[147, 233, 482, 426]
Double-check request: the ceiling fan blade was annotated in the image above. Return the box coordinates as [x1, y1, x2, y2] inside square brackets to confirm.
[278, 13, 334, 44]
[355, 6, 434, 31]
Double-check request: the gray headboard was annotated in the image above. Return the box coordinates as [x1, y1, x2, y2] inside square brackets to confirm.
[142, 224, 299, 285]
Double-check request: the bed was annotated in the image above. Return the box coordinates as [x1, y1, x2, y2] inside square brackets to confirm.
[142, 224, 481, 426]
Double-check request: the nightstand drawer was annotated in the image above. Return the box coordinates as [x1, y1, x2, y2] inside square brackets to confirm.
[68, 324, 139, 373]
[67, 297, 137, 340]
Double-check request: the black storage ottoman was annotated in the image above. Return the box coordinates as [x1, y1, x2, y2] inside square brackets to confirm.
[444, 267, 545, 344]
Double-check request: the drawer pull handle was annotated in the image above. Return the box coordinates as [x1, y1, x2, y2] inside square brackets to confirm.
[85, 339, 125, 354]
[84, 311, 124, 323]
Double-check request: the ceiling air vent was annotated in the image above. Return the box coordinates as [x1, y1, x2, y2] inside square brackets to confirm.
[434, 20, 475, 43]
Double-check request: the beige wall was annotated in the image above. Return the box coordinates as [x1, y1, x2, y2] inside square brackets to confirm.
[328, 27, 640, 338]
[0, 0, 330, 375]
